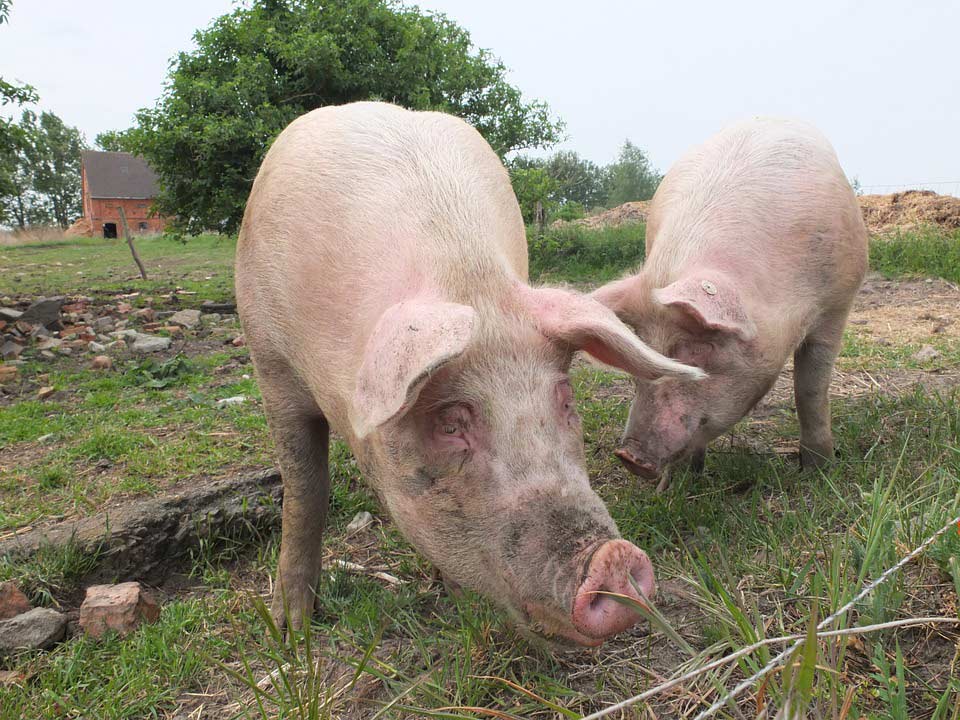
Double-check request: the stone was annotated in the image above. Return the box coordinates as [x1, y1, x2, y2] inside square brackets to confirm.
[116, 302, 133, 314]
[201, 300, 237, 314]
[0, 607, 66, 653]
[37, 386, 55, 400]
[1, 341, 23, 361]
[89, 341, 106, 353]
[168, 309, 202, 329]
[216, 395, 246, 408]
[0, 582, 31, 620]
[912, 345, 941, 363]
[231, 334, 246, 348]
[346, 511, 374, 534]
[0, 307, 22, 322]
[90, 355, 113, 371]
[133, 308, 157, 323]
[131, 335, 172, 354]
[200, 313, 221, 326]
[79, 582, 160, 638]
[19, 298, 62, 328]
[35, 337, 63, 351]
[92, 317, 115, 333]
[0, 365, 17, 383]
[39, 350, 56, 360]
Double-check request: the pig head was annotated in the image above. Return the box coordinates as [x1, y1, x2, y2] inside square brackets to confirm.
[347, 286, 704, 645]
[593, 271, 773, 480]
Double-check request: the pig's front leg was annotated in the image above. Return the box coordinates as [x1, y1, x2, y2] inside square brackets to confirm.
[260, 376, 331, 631]
[794, 313, 847, 470]
[656, 448, 706, 492]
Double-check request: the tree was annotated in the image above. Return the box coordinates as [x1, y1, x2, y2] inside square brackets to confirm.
[31, 112, 86, 228]
[509, 165, 559, 225]
[1, 0, 39, 197]
[543, 151, 607, 209]
[117, 0, 563, 234]
[1, 110, 86, 229]
[605, 140, 661, 207]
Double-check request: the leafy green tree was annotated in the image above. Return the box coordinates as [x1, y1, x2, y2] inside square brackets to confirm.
[1, 111, 44, 228]
[605, 140, 661, 206]
[31, 112, 86, 228]
[543, 151, 607, 209]
[509, 165, 559, 225]
[95, 130, 135, 153]
[116, 0, 562, 234]
[1, 111, 86, 229]
[1, 0, 40, 211]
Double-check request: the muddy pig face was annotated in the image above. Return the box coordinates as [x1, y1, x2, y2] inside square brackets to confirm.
[349, 290, 704, 645]
[595, 274, 767, 479]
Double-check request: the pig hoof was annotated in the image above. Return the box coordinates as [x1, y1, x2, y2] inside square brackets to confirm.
[270, 588, 316, 632]
[799, 446, 833, 471]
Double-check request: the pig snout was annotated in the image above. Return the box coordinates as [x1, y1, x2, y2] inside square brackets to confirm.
[615, 446, 661, 479]
[571, 539, 655, 640]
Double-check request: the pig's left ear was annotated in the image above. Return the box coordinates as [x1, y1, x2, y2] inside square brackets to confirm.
[521, 286, 706, 381]
[351, 299, 476, 439]
[653, 276, 757, 341]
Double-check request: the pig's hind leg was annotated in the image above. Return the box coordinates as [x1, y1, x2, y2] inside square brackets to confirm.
[258, 366, 331, 631]
[793, 312, 847, 470]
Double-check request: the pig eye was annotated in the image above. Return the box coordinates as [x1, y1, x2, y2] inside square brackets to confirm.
[556, 379, 579, 425]
[433, 404, 472, 451]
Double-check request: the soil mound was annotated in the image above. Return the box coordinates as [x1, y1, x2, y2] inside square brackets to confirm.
[64, 217, 94, 238]
[560, 201, 650, 229]
[557, 191, 960, 235]
[858, 190, 960, 234]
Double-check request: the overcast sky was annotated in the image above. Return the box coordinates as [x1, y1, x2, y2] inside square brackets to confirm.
[2, 0, 958, 194]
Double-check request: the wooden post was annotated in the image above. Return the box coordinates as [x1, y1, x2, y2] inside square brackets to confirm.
[117, 206, 148, 280]
[534, 200, 545, 236]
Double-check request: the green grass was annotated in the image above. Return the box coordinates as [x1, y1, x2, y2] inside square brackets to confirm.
[0, 226, 958, 718]
[0, 233, 236, 301]
[870, 226, 960, 284]
[528, 223, 646, 283]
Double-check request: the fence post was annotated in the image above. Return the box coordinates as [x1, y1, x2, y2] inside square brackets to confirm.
[117, 206, 148, 280]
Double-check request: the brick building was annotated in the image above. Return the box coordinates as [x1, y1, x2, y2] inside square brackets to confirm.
[80, 151, 166, 237]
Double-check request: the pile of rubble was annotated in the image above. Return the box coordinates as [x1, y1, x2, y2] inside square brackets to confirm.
[552, 191, 960, 235]
[554, 200, 651, 230]
[858, 190, 960, 234]
[0, 294, 242, 385]
[0, 580, 159, 667]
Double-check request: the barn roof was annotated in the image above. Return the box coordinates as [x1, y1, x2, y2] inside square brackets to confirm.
[81, 151, 160, 199]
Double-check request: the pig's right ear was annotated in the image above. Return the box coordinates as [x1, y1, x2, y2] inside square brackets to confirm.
[350, 300, 476, 439]
[521, 286, 705, 382]
[590, 275, 639, 319]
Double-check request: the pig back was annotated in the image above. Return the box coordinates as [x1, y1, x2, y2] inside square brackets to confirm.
[644, 118, 867, 336]
[235, 102, 526, 430]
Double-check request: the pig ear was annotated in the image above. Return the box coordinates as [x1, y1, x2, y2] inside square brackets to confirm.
[590, 275, 639, 318]
[521, 286, 705, 381]
[351, 300, 476, 439]
[653, 276, 757, 341]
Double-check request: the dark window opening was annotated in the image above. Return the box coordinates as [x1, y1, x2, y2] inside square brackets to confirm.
[138, 222, 148, 232]
[103, 222, 117, 239]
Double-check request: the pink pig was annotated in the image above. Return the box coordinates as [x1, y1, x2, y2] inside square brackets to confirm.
[594, 118, 867, 484]
[235, 102, 704, 645]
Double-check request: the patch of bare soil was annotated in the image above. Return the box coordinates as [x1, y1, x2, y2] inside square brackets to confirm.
[850, 275, 960, 345]
[859, 190, 960, 235]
